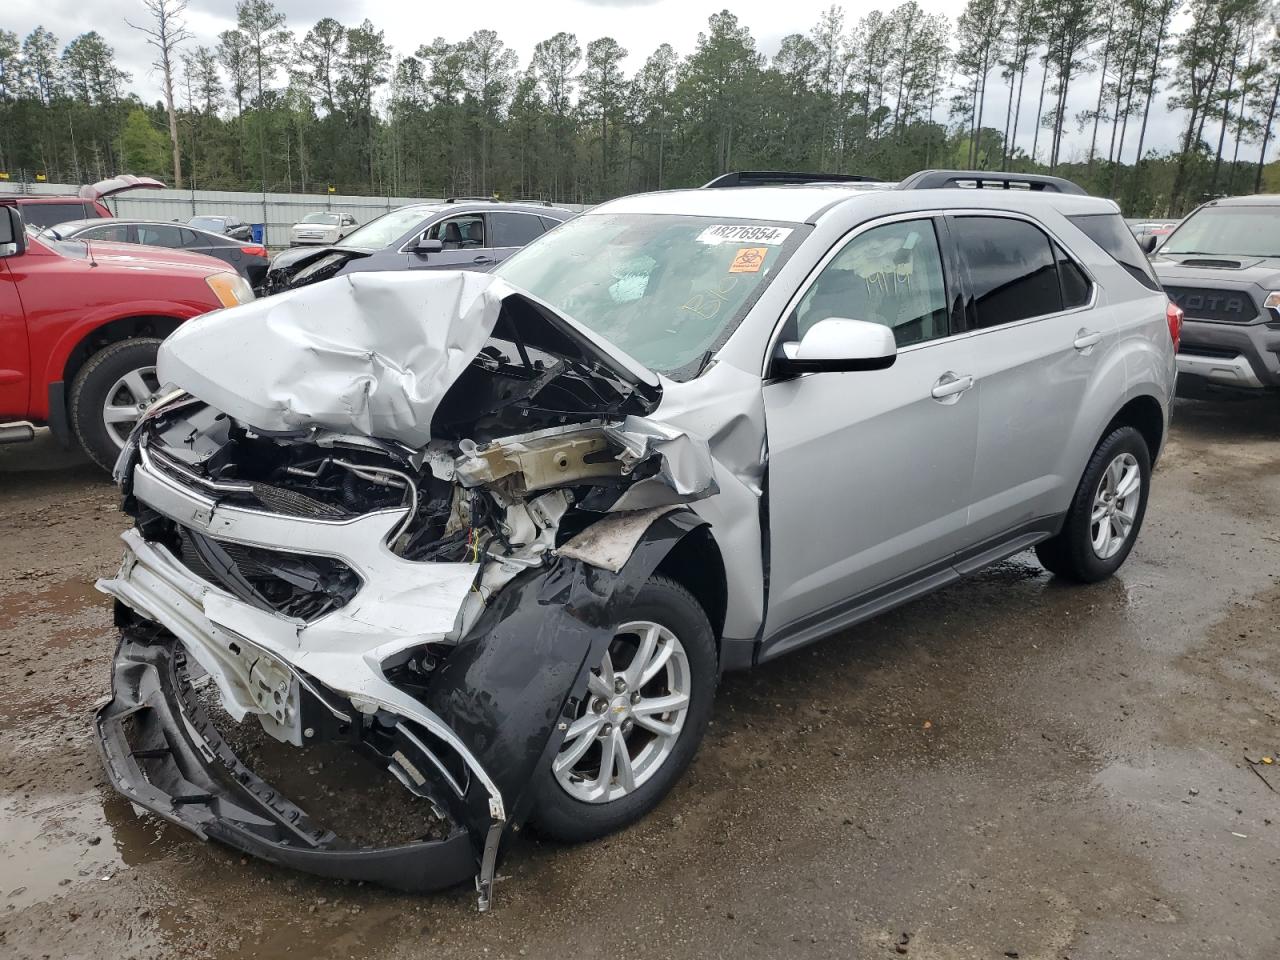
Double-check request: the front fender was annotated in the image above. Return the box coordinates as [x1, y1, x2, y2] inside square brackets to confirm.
[424, 510, 707, 835]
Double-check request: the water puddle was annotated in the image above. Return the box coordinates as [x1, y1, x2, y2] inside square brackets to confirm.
[0, 789, 182, 910]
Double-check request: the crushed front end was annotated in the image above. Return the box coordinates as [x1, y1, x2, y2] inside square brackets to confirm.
[93, 272, 719, 908]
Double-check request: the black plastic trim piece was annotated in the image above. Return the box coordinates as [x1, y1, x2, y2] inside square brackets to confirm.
[94, 635, 477, 892]
[759, 516, 1060, 661]
[702, 171, 882, 188]
[897, 170, 1088, 195]
[46, 380, 72, 448]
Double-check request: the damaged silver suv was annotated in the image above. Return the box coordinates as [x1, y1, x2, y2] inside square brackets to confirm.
[94, 170, 1177, 908]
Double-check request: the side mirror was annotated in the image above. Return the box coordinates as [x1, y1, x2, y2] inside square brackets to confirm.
[0, 206, 27, 257]
[1139, 234, 1158, 254]
[413, 236, 444, 256]
[774, 318, 897, 376]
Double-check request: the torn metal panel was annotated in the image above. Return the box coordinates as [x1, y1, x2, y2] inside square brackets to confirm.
[603, 416, 719, 507]
[556, 506, 681, 573]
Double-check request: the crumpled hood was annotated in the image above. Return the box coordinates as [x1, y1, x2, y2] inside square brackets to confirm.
[156, 270, 660, 448]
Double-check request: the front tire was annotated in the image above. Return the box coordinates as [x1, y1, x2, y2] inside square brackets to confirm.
[1035, 425, 1151, 582]
[69, 338, 162, 472]
[530, 576, 717, 842]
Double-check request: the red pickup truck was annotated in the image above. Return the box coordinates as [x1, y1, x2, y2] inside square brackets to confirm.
[0, 205, 254, 470]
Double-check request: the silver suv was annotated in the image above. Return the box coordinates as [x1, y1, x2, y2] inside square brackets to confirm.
[94, 171, 1177, 908]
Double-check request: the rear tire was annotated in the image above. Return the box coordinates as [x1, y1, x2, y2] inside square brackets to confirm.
[1035, 426, 1151, 582]
[69, 338, 162, 472]
[530, 575, 716, 843]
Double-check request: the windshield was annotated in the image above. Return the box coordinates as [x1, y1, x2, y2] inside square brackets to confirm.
[1160, 206, 1280, 257]
[337, 206, 435, 249]
[301, 212, 340, 225]
[494, 212, 806, 378]
[189, 217, 225, 230]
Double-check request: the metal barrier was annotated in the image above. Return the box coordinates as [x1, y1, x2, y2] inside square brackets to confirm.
[1, 183, 584, 248]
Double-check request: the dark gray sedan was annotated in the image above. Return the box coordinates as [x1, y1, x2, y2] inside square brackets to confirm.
[41, 219, 271, 289]
[263, 199, 573, 294]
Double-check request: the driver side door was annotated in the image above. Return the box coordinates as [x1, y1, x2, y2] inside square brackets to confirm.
[408, 213, 496, 271]
[761, 216, 980, 656]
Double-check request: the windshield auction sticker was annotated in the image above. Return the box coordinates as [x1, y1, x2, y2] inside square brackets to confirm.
[697, 224, 793, 246]
[729, 247, 768, 272]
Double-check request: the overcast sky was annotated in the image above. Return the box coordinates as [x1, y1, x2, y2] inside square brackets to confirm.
[4, 0, 1196, 164]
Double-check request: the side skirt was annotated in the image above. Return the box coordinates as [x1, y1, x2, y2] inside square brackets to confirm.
[757, 516, 1061, 664]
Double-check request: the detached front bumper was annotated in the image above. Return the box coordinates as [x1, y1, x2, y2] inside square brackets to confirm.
[95, 633, 478, 892]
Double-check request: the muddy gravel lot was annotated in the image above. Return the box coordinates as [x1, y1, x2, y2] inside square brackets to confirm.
[2, 398, 1278, 960]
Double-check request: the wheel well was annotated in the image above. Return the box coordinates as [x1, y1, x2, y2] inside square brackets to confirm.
[1104, 395, 1165, 462]
[654, 525, 727, 643]
[61, 316, 181, 386]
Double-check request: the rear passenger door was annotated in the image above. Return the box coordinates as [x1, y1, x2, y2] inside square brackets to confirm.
[488, 212, 547, 266]
[948, 213, 1103, 550]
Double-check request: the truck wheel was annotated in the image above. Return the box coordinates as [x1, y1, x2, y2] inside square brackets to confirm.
[69, 338, 163, 472]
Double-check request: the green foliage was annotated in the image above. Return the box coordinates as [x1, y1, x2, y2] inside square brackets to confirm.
[121, 107, 169, 174]
[1, 2, 1277, 215]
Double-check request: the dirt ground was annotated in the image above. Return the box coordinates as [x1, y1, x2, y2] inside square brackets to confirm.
[1, 397, 1278, 960]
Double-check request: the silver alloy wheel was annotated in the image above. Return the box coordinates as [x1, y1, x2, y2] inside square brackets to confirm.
[102, 365, 160, 450]
[1090, 452, 1141, 559]
[553, 620, 691, 804]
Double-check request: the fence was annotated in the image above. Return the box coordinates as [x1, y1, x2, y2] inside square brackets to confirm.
[0, 182, 585, 248]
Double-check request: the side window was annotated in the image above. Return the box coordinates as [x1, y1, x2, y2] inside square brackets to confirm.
[426, 214, 485, 249]
[1067, 212, 1161, 291]
[540, 216, 565, 231]
[791, 218, 950, 348]
[136, 224, 184, 248]
[1056, 244, 1091, 309]
[179, 228, 201, 246]
[85, 223, 131, 243]
[490, 212, 544, 248]
[950, 216, 1062, 328]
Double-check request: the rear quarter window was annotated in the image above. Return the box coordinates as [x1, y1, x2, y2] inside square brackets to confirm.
[1068, 213, 1161, 291]
[20, 202, 91, 229]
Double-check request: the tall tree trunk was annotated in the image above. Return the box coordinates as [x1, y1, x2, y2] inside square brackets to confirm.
[1087, 23, 1113, 172]
[1031, 57, 1049, 164]
[162, 52, 182, 188]
[1256, 71, 1280, 194]
[1210, 30, 1244, 194]
[1006, 53, 1029, 170]
[1128, 21, 1167, 214]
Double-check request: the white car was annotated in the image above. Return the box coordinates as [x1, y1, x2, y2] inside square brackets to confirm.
[289, 211, 358, 246]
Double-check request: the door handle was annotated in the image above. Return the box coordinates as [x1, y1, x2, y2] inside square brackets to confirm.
[930, 371, 974, 402]
[1073, 328, 1103, 351]
[472, 255, 494, 264]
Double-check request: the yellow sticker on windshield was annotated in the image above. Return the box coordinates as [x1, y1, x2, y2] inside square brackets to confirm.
[729, 247, 767, 273]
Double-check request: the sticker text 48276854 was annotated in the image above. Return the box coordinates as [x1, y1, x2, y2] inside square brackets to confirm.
[697, 224, 794, 246]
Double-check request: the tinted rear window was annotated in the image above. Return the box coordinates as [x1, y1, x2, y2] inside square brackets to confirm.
[491, 212, 544, 247]
[951, 216, 1062, 328]
[20, 202, 90, 228]
[1068, 213, 1161, 291]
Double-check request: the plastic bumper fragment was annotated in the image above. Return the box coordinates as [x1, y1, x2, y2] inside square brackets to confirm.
[94, 633, 477, 893]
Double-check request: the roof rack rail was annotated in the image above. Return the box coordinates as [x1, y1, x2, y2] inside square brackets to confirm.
[702, 171, 883, 189]
[444, 196, 555, 206]
[896, 170, 1087, 195]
